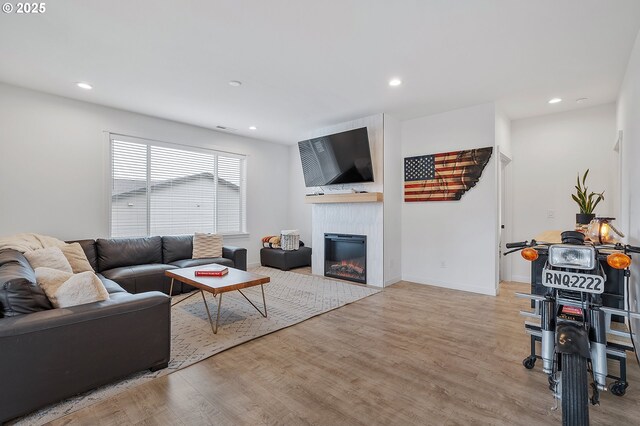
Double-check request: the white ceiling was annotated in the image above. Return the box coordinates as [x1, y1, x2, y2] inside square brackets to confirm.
[1, 0, 639, 144]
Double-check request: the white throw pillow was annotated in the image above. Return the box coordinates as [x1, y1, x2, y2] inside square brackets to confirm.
[192, 233, 223, 259]
[60, 243, 94, 273]
[24, 247, 73, 273]
[35, 267, 109, 308]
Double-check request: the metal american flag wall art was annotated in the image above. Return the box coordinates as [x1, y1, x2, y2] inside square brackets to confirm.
[404, 147, 493, 202]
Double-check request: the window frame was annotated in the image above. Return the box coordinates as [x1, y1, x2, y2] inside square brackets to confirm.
[108, 133, 248, 238]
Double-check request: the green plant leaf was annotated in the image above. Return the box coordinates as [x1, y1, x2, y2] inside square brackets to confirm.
[573, 183, 587, 211]
[583, 169, 589, 187]
[573, 169, 604, 214]
[571, 194, 582, 208]
[591, 191, 605, 211]
[576, 175, 582, 193]
[578, 191, 587, 206]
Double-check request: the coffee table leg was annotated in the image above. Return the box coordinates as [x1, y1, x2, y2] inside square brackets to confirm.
[201, 290, 217, 334]
[215, 293, 223, 333]
[237, 285, 268, 318]
[261, 284, 268, 318]
[169, 278, 174, 296]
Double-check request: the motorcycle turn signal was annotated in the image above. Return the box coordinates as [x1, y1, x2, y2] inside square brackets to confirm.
[607, 252, 631, 270]
[521, 248, 539, 261]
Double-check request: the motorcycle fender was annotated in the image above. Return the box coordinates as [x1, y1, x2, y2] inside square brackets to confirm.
[556, 324, 590, 358]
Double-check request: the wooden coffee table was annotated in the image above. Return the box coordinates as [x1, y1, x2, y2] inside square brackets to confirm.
[165, 265, 270, 334]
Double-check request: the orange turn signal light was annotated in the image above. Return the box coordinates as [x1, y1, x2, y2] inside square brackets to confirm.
[607, 252, 631, 270]
[521, 248, 539, 262]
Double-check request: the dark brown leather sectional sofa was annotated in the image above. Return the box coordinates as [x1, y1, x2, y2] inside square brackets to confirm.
[80, 235, 247, 294]
[0, 235, 247, 423]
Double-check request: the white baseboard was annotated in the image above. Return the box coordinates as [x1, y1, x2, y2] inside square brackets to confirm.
[402, 275, 497, 296]
[511, 274, 530, 284]
[247, 262, 261, 269]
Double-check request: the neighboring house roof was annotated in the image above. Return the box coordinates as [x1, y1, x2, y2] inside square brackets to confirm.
[112, 172, 239, 199]
[112, 178, 147, 196]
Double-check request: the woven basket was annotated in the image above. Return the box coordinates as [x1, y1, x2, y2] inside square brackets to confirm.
[280, 230, 300, 251]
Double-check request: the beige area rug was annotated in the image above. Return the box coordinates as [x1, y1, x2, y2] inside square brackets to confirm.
[15, 267, 380, 425]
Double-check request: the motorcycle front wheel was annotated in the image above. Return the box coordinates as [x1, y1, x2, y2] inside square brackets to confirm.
[561, 353, 590, 426]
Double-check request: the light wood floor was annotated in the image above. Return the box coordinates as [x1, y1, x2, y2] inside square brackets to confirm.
[48, 279, 640, 425]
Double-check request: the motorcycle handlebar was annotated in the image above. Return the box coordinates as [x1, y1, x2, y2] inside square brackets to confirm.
[505, 241, 528, 249]
[505, 238, 640, 256]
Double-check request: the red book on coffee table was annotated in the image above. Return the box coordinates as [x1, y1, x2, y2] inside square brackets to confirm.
[194, 265, 229, 277]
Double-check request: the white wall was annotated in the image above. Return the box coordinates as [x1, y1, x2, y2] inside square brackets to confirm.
[510, 104, 618, 282]
[401, 103, 499, 296]
[495, 107, 513, 283]
[383, 114, 402, 285]
[287, 145, 312, 244]
[617, 29, 640, 353]
[0, 83, 290, 266]
[495, 107, 513, 160]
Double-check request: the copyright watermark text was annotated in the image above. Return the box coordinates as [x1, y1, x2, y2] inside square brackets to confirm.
[2, 2, 46, 14]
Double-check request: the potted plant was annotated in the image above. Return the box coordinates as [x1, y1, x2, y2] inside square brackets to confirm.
[572, 169, 605, 225]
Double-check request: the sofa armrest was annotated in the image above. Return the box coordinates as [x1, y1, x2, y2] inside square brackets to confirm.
[223, 245, 247, 271]
[0, 291, 168, 337]
[0, 292, 170, 423]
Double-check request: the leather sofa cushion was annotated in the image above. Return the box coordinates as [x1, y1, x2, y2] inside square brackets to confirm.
[162, 235, 193, 263]
[169, 257, 234, 269]
[97, 274, 127, 294]
[97, 237, 162, 271]
[101, 264, 177, 294]
[0, 250, 52, 317]
[101, 264, 177, 281]
[66, 239, 98, 271]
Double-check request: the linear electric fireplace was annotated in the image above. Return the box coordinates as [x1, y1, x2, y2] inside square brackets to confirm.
[324, 233, 367, 284]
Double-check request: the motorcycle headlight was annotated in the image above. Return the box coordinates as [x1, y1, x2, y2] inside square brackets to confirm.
[548, 244, 596, 270]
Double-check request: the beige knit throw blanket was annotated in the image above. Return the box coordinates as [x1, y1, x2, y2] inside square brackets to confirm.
[0, 233, 67, 253]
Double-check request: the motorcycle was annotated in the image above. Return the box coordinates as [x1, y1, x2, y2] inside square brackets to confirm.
[505, 230, 640, 425]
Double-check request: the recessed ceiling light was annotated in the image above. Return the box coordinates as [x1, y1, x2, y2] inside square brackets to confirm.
[576, 98, 588, 103]
[249, 126, 257, 130]
[228, 80, 242, 87]
[76, 82, 93, 90]
[389, 78, 402, 87]
[548, 98, 562, 104]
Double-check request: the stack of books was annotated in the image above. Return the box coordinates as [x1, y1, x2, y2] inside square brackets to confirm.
[194, 265, 229, 277]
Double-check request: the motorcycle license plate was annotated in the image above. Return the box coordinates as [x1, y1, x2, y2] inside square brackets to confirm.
[541, 269, 604, 294]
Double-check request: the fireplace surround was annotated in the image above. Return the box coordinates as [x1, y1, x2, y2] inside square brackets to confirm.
[324, 233, 367, 284]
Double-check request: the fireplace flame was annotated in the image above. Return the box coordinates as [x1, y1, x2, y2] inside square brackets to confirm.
[328, 259, 365, 279]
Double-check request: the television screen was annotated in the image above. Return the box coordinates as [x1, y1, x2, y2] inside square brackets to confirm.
[298, 127, 374, 187]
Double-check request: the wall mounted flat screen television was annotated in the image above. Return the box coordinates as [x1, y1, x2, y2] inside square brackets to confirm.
[298, 127, 374, 187]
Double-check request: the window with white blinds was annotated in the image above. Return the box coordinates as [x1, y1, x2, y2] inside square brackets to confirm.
[110, 136, 246, 237]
